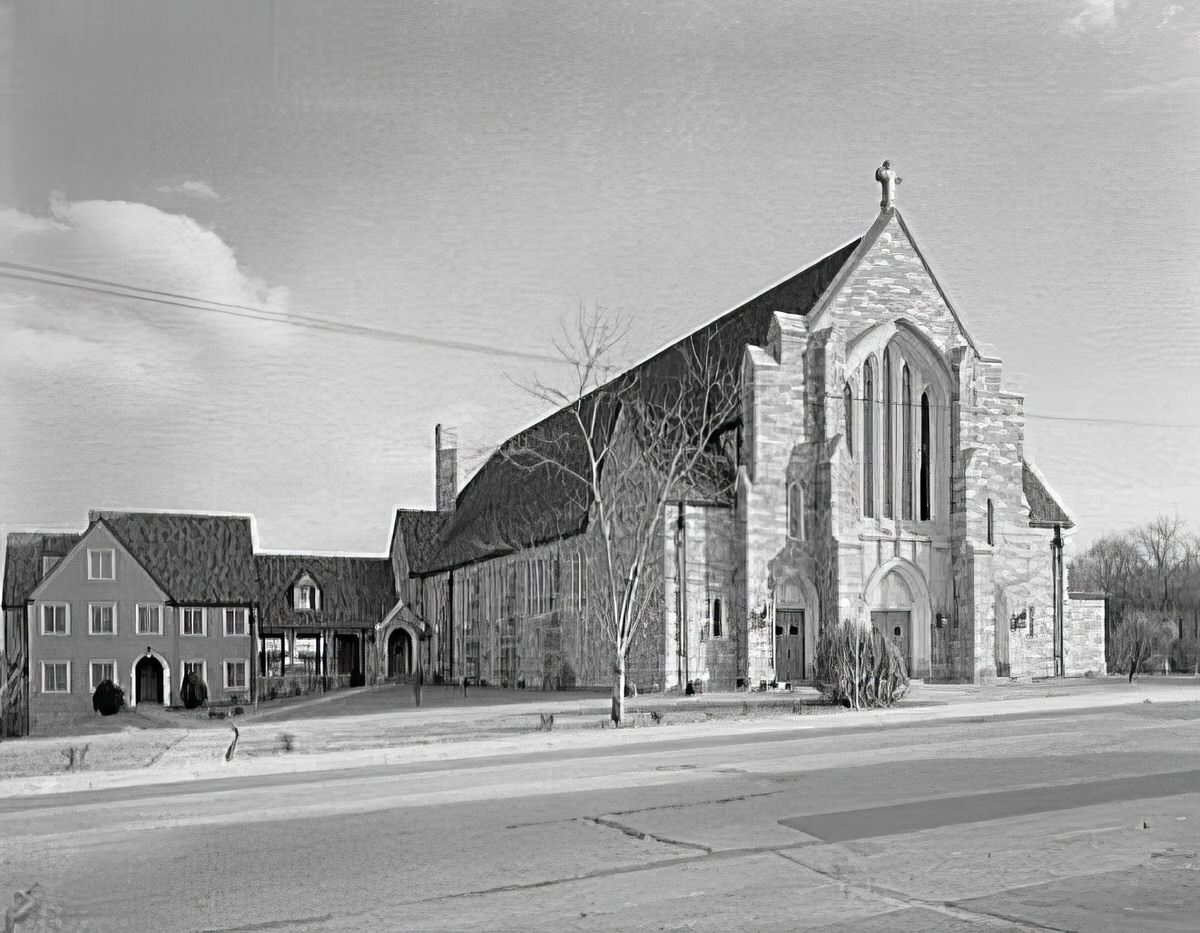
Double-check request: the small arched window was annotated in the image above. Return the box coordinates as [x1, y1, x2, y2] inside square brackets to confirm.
[844, 382, 854, 456]
[712, 598, 723, 638]
[863, 360, 875, 518]
[986, 498, 994, 546]
[882, 350, 893, 518]
[787, 480, 805, 540]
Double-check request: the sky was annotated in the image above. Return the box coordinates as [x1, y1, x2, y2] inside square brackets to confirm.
[1, 0, 1199, 558]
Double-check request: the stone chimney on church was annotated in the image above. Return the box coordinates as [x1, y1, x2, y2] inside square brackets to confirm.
[434, 424, 458, 512]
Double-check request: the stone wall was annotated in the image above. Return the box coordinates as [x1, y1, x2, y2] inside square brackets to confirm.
[740, 312, 819, 685]
[664, 503, 737, 691]
[1064, 597, 1106, 676]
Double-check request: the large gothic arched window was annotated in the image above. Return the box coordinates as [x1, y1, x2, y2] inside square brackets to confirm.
[862, 361, 875, 518]
[882, 350, 893, 518]
[902, 364, 913, 520]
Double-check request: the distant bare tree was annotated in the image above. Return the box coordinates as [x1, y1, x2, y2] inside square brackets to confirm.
[1071, 516, 1200, 671]
[1134, 514, 1190, 611]
[505, 305, 742, 724]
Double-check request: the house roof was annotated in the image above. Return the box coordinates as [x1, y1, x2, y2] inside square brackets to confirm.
[255, 554, 395, 631]
[94, 511, 258, 603]
[389, 509, 453, 576]
[2, 532, 84, 609]
[413, 238, 862, 575]
[1022, 461, 1074, 529]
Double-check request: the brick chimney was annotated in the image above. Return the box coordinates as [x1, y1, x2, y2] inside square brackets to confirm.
[435, 424, 458, 512]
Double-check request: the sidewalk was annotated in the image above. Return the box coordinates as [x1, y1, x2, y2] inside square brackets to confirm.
[2, 678, 1198, 799]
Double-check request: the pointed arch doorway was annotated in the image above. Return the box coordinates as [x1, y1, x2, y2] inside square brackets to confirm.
[864, 558, 932, 679]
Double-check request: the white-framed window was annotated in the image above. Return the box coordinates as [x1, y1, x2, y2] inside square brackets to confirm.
[40, 603, 70, 636]
[88, 602, 117, 635]
[223, 607, 248, 636]
[181, 607, 207, 636]
[89, 660, 117, 693]
[87, 548, 115, 581]
[297, 585, 315, 610]
[182, 659, 207, 687]
[41, 661, 71, 693]
[136, 604, 163, 635]
[224, 659, 248, 690]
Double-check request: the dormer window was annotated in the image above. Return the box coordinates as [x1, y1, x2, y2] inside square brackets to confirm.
[293, 574, 321, 612]
[42, 555, 62, 578]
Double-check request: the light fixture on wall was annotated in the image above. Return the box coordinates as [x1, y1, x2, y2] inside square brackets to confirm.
[935, 613, 947, 629]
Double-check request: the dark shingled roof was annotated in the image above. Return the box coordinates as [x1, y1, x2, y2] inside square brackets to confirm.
[3, 532, 84, 609]
[390, 509, 453, 577]
[1022, 461, 1074, 529]
[416, 239, 862, 574]
[95, 511, 258, 604]
[255, 554, 395, 631]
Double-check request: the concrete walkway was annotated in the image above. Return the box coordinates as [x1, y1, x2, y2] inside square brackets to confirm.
[2, 677, 1198, 799]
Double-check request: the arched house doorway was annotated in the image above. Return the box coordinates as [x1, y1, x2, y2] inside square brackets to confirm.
[864, 558, 932, 679]
[130, 650, 171, 709]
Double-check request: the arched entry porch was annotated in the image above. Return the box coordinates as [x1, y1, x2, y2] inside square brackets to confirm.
[864, 557, 932, 679]
[130, 650, 172, 709]
[387, 628, 414, 679]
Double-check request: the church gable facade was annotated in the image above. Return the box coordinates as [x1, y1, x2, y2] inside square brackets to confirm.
[382, 177, 1105, 691]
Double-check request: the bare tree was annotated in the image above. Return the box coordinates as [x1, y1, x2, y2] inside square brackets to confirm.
[1135, 514, 1190, 612]
[505, 305, 742, 724]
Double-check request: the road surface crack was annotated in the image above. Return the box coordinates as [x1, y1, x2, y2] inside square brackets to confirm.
[586, 816, 712, 854]
[774, 850, 1073, 932]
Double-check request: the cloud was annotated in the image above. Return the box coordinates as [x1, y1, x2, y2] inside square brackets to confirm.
[0, 196, 293, 383]
[157, 180, 221, 201]
[1062, 0, 1127, 33]
[1061, 0, 1200, 43]
[5, 195, 289, 311]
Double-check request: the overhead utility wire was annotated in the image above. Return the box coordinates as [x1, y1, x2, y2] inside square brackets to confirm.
[4, 261, 1195, 430]
[0, 262, 564, 365]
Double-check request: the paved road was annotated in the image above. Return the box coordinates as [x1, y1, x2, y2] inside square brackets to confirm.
[2, 701, 1199, 931]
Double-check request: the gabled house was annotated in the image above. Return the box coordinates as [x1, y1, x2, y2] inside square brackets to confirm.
[255, 553, 394, 695]
[8, 510, 257, 734]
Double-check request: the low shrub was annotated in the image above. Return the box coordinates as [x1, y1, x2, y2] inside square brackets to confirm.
[92, 679, 125, 716]
[181, 671, 208, 710]
[815, 619, 909, 709]
[1169, 637, 1200, 674]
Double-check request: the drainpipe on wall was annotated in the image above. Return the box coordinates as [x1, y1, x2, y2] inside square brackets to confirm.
[1052, 524, 1064, 677]
[447, 571, 454, 681]
[676, 503, 688, 688]
[250, 603, 258, 709]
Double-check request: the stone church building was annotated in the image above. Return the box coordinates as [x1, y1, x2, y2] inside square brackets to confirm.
[378, 170, 1105, 692]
